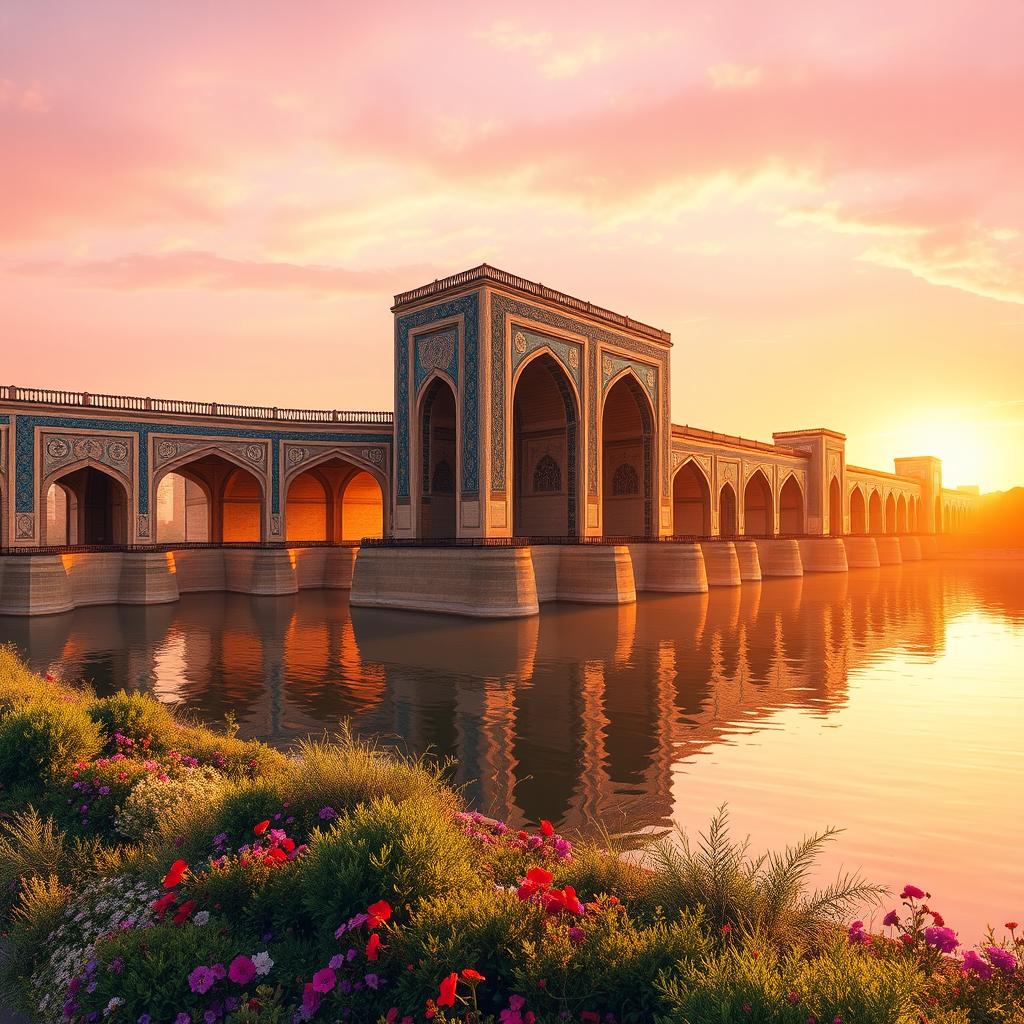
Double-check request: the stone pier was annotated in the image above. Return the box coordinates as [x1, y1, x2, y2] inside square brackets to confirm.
[754, 539, 804, 577]
[843, 536, 880, 568]
[898, 536, 922, 561]
[874, 536, 904, 565]
[797, 538, 849, 573]
[699, 542, 742, 587]
[639, 543, 708, 593]
[733, 541, 762, 581]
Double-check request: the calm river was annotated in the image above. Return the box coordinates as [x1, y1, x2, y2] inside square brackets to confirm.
[2, 562, 1022, 939]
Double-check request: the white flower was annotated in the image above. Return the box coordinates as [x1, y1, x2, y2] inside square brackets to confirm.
[252, 951, 274, 976]
[193, 910, 210, 926]
[104, 996, 124, 1015]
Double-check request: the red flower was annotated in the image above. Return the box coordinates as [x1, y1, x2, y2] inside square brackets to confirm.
[253, 820, 270, 835]
[461, 968, 485, 983]
[367, 900, 392, 929]
[540, 820, 554, 837]
[281, 837, 296, 853]
[172, 899, 197, 925]
[162, 859, 188, 888]
[1006, 922, 1019, 930]
[151, 892, 176, 918]
[581, 1013, 600, 1023]
[900, 885, 926, 900]
[721, 923, 732, 935]
[930, 910, 945, 927]
[437, 972, 458, 1007]
[517, 866, 554, 901]
[366, 933, 383, 961]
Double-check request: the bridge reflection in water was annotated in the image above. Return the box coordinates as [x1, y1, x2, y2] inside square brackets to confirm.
[4, 562, 1024, 932]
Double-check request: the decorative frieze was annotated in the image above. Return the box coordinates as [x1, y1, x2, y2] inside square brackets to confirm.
[153, 437, 268, 472]
[42, 432, 133, 476]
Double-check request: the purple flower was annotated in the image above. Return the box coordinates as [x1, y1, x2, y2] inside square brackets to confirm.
[987, 946, 1017, 974]
[138, 1016, 151, 1024]
[962, 949, 994, 979]
[175, 1015, 190, 1024]
[319, 806, 338, 821]
[329, 954, 344, 971]
[924, 926, 960, 953]
[882, 910, 900, 927]
[189, 966, 217, 995]
[311, 967, 337, 994]
[569, 927, 585, 944]
[99, 786, 111, 796]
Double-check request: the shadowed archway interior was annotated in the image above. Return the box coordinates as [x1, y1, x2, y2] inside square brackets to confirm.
[44, 466, 128, 545]
[743, 469, 773, 537]
[419, 377, 457, 540]
[672, 460, 711, 536]
[602, 375, 654, 537]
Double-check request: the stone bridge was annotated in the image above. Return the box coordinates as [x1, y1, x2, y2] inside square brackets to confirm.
[0, 264, 980, 616]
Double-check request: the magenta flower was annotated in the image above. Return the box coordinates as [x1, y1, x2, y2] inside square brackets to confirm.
[228, 955, 256, 985]
[924, 926, 960, 953]
[986, 946, 1017, 974]
[883, 910, 900, 927]
[962, 949, 994, 979]
[311, 967, 337, 994]
[900, 885, 926, 900]
[188, 966, 216, 995]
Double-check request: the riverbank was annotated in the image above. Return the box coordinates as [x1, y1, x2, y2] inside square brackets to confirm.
[0, 646, 1020, 1024]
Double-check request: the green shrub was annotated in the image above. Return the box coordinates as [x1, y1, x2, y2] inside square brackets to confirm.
[658, 938, 928, 1024]
[87, 689, 180, 752]
[649, 805, 883, 945]
[115, 765, 227, 840]
[0, 700, 102, 788]
[297, 796, 482, 932]
[176, 724, 288, 777]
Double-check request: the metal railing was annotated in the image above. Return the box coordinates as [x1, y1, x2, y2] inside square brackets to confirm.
[0, 540, 362, 556]
[0, 386, 393, 425]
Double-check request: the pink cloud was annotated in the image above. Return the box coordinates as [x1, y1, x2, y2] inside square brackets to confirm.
[7, 251, 432, 295]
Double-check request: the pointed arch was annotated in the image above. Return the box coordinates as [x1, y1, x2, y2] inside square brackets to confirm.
[743, 468, 774, 537]
[896, 493, 908, 534]
[849, 485, 867, 535]
[828, 475, 843, 536]
[602, 371, 655, 537]
[672, 457, 712, 536]
[884, 491, 897, 534]
[719, 481, 738, 538]
[418, 374, 459, 539]
[778, 473, 805, 535]
[868, 489, 884, 534]
[40, 459, 131, 546]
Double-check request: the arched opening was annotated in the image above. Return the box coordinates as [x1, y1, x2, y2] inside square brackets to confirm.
[672, 460, 711, 536]
[828, 476, 842, 536]
[419, 377, 458, 540]
[156, 472, 210, 541]
[512, 354, 578, 538]
[44, 465, 128, 546]
[934, 496, 942, 533]
[743, 469, 773, 537]
[910, 496, 919, 532]
[896, 494, 908, 534]
[341, 471, 384, 541]
[286, 471, 329, 541]
[719, 482, 737, 538]
[850, 487, 866, 535]
[868, 490, 884, 534]
[884, 492, 896, 534]
[778, 475, 804, 535]
[155, 453, 264, 543]
[602, 374, 653, 537]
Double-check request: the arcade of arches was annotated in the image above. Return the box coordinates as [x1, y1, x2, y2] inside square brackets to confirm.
[285, 463, 383, 543]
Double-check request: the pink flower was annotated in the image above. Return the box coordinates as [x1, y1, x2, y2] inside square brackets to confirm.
[311, 967, 336, 994]
[228, 956, 256, 985]
[188, 966, 217, 994]
[883, 910, 900, 927]
[962, 950, 993, 979]
[900, 885, 926, 900]
[924, 926, 960, 953]
[986, 946, 1017, 974]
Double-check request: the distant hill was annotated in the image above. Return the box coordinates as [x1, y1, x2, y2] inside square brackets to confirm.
[974, 487, 1024, 546]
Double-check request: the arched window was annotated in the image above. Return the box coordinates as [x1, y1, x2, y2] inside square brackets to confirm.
[431, 459, 454, 494]
[612, 463, 640, 496]
[532, 454, 561, 493]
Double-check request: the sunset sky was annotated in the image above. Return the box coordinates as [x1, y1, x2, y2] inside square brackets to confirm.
[2, 1, 1022, 491]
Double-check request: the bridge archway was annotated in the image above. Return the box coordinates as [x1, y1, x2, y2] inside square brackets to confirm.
[155, 472, 210, 541]
[743, 469, 773, 537]
[778, 474, 804, 535]
[672, 459, 711, 536]
[868, 489, 884, 534]
[719, 482, 738, 538]
[602, 372, 654, 537]
[285, 454, 385, 542]
[850, 486, 866, 534]
[884, 492, 896, 534]
[896, 494, 908, 534]
[419, 376, 458, 540]
[828, 476, 842, 536]
[934, 496, 942, 533]
[513, 353, 579, 538]
[153, 450, 265, 542]
[910, 496, 919, 532]
[41, 462, 129, 546]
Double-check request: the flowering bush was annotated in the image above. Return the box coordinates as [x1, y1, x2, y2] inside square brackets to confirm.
[0, 652, 1021, 1024]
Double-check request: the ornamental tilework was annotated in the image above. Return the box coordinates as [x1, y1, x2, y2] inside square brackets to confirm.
[489, 293, 670, 499]
[14, 415, 390, 515]
[601, 355, 658, 402]
[395, 292, 479, 501]
[510, 327, 583, 389]
[413, 327, 458, 394]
